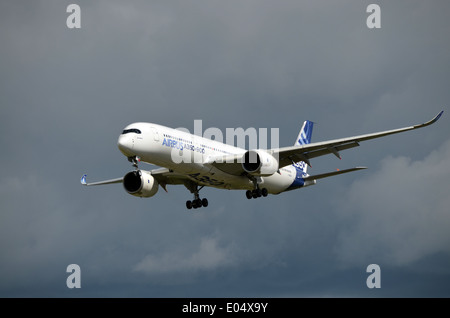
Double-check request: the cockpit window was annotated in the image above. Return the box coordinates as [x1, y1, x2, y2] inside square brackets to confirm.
[122, 128, 141, 134]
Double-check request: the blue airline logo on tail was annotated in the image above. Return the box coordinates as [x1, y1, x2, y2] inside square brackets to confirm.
[293, 120, 314, 175]
[297, 120, 314, 145]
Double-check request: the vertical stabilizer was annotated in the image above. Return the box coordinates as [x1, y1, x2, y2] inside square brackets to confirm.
[295, 120, 314, 146]
[293, 120, 314, 174]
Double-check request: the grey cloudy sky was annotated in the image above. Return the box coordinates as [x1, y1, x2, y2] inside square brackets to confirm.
[1, 0, 450, 297]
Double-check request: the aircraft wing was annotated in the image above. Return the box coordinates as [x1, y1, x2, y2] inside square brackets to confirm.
[208, 111, 443, 174]
[81, 168, 192, 193]
[274, 110, 443, 168]
[80, 174, 123, 186]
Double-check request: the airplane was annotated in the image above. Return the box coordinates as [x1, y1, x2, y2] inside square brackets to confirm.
[81, 111, 443, 209]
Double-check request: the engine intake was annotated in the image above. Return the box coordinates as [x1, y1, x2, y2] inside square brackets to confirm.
[123, 170, 159, 197]
[242, 150, 279, 176]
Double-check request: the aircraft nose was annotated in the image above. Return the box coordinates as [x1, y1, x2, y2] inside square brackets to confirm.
[117, 134, 133, 156]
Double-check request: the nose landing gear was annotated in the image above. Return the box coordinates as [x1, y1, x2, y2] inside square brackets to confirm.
[128, 156, 141, 169]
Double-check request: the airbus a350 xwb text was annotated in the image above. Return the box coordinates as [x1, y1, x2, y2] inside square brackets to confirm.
[81, 111, 443, 209]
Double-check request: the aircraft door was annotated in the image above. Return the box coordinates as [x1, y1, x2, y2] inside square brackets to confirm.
[151, 127, 160, 141]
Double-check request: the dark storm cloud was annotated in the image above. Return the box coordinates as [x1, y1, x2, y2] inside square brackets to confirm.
[1, 0, 450, 297]
[334, 139, 450, 267]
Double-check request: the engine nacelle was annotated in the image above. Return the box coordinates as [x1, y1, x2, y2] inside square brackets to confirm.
[242, 150, 279, 176]
[123, 170, 159, 198]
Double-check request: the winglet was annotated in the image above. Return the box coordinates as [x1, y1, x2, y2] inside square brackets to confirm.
[430, 110, 444, 124]
[415, 110, 444, 128]
[81, 174, 87, 185]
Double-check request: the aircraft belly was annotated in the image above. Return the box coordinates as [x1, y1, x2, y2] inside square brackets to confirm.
[185, 169, 252, 190]
[261, 167, 297, 194]
[181, 165, 296, 193]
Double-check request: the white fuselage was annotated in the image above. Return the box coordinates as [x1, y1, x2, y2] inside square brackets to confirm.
[117, 123, 309, 194]
[83, 111, 443, 206]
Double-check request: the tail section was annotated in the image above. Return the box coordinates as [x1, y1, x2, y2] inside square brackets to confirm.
[293, 120, 314, 174]
[295, 120, 314, 146]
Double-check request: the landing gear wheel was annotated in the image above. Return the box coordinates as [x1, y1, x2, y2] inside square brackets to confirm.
[190, 198, 205, 209]
[185, 183, 210, 210]
[246, 187, 269, 200]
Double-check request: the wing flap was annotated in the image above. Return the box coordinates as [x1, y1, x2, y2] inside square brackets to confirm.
[279, 141, 361, 167]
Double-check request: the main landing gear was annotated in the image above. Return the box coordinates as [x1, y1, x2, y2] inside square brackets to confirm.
[246, 178, 268, 199]
[186, 197, 208, 209]
[185, 184, 208, 210]
[245, 188, 268, 199]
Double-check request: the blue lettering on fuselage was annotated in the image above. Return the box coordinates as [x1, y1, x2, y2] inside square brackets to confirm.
[162, 138, 205, 153]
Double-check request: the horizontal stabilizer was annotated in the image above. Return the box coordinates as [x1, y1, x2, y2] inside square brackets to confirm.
[304, 167, 367, 181]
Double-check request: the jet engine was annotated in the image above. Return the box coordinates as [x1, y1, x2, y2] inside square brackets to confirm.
[123, 170, 159, 197]
[241, 150, 279, 176]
